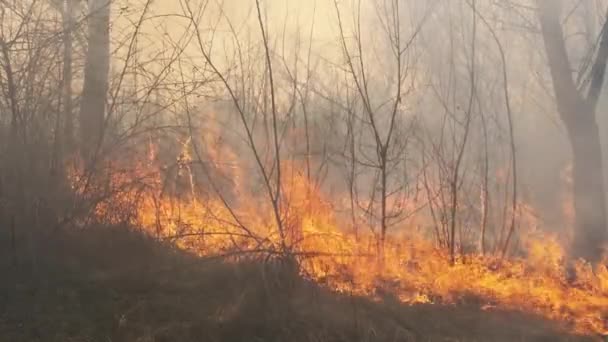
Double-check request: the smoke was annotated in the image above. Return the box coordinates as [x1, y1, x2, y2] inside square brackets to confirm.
[105, 0, 608, 250]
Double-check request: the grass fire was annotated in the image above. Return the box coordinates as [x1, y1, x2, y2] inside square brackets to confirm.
[1, 0, 608, 341]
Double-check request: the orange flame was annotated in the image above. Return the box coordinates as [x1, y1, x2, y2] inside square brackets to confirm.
[71, 146, 608, 336]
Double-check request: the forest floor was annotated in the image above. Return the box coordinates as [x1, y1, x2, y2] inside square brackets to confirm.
[0, 226, 600, 342]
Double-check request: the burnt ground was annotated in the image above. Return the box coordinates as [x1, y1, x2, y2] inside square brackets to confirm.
[0, 227, 601, 342]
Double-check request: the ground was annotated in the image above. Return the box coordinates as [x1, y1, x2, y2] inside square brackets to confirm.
[0, 227, 600, 342]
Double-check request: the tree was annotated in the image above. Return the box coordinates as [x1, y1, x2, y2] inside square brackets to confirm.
[79, 0, 110, 160]
[332, 0, 425, 258]
[538, 0, 608, 263]
[62, 0, 76, 151]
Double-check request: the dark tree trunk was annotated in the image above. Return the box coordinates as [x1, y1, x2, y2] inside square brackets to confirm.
[538, 0, 608, 263]
[79, 0, 110, 160]
[569, 116, 608, 261]
[62, 0, 75, 151]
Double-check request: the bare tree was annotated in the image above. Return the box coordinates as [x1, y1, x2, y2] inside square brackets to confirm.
[79, 0, 110, 160]
[538, 0, 608, 263]
[332, 0, 431, 258]
[448, 0, 477, 264]
[62, 0, 76, 151]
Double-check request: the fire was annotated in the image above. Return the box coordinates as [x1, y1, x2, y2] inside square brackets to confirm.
[70, 146, 608, 336]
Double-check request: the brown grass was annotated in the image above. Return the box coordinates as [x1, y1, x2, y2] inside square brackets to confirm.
[0, 226, 598, 342]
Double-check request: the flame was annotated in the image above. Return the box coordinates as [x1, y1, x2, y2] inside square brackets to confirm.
[70, 145, 608, 336]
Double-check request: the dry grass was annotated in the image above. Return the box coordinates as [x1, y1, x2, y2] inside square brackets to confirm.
[0, 226, 598, 342]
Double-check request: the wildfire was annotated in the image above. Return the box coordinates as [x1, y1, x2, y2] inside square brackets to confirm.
[70, 146, 608, 337]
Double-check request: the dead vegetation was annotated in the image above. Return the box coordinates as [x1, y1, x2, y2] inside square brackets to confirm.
[0, 227, 595, 342]
[1, 0, 608, 341]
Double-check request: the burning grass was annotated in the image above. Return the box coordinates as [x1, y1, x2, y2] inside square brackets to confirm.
[69, 153, 608, 337]
[0, 226, 595, 342]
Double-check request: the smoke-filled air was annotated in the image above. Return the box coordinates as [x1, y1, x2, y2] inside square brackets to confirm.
[1, 0, 607, 341]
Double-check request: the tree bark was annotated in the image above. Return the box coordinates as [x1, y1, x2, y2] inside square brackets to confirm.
[79, 0, 110, 160]
[62, 0, 75, 151]
[538, 0, 608, 263]
[569, 116, 607, 261]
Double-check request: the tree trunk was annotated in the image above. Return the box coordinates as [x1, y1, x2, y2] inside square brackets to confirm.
[62, 0, 75, 151]
[79, 0, 110, 160]
[538, 0, 608, 263]
[569, 116, 608, 261]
